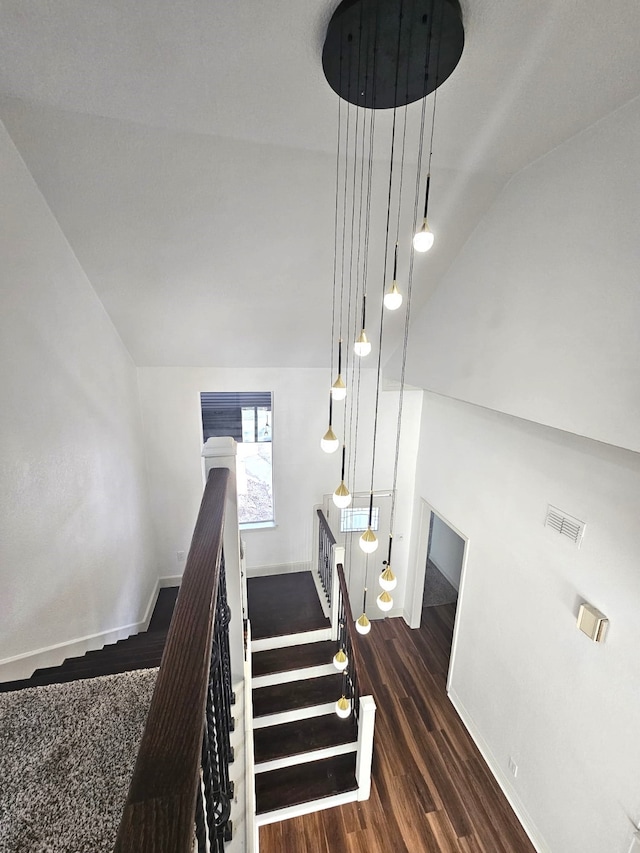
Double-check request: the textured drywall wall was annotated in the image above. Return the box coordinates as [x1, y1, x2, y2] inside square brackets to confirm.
[409, 392, 640, 853]
[0, 120, 155, 674]
[136, 366, 422, 611]
[393, 95, 640, 453]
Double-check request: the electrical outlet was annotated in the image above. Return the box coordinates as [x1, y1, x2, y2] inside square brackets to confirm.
[177, 550, 185, 563]
[508, 757, 518, 778]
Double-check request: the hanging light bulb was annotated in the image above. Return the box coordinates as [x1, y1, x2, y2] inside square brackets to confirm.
[379, 536, 397, 590]
[354, 329, 371, 357]
[413, 174, 434, 252]
[331, 339, 347, 400]
[355, 612, 371, 635]
[359, 526, 378, 553]
[384, 281, 403, 310]
[321, 427, 339, 453]
[333, 446, 352, 508]
[356, 588, 371, 635]
[331, 374, 347, 400]
[333, 648, 348, 671]
[354, 294, 372, 357]
[383, 244, 403, 310]
[377, 590, 393, 612]
[335, 694, 352, 718]
[320, 394, 340, 453]
[379, 566, 397, 591]
[333, 481, 351, 508]
[359, 493, 378, 553]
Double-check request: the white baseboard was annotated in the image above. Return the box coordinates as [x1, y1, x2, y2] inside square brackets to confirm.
[0, 574, 180, 684]
[447, 687, 549, 853]
[246, 562, 310, 578]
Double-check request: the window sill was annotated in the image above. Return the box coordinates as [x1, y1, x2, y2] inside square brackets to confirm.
[239, 521, 277, 531]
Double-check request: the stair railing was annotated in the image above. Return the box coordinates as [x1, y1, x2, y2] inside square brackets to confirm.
[334, 560, 377, 800]
[114, 467, 235, 853]
[316, 507, 336, 608]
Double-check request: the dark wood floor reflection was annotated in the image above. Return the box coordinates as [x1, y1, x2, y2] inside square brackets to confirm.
[259, 604, 535, 853]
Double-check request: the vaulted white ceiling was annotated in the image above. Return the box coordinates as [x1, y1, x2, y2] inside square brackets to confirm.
[1, 0, 639, 367]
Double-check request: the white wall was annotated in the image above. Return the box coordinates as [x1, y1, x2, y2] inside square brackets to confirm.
[408, 392, 640, 853]
[428, 513, 464, 591]
[394, 95, 640, 454]
[0, 121, 156, 679]
[136, 367, 422, 613]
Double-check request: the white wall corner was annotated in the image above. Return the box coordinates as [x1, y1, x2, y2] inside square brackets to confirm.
[447, 687, 550, 853]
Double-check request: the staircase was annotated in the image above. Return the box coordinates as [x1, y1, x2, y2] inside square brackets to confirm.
[247, 573, 362, 825]
[0, 587, 177, 692]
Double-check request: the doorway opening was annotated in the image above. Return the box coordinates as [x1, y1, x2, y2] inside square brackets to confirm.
[409, 501, 468, 689]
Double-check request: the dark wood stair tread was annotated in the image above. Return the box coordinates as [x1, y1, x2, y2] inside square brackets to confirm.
[252, 641, 336, 678]
[253, 673, 343, 717]
[255, 753, 358, 814]
[254, 713, 357, 764]
[247, 572, 330, 640]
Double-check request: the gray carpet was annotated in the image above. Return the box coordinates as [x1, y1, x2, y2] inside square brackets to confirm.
[423, 560, 458, 607]
[0, 668, 158, 853]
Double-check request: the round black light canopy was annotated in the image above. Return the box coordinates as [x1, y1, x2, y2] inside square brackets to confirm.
[322, 0, 464, 110]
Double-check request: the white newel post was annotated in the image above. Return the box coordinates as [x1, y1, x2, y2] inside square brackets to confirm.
[330, 544, 345, 641]
[356, 695, 377, 801]
[202, 437, 244, 684]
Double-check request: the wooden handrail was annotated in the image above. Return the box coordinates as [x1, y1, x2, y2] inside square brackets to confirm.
[317, 507, 337, 546]
[114, 467, 229, 853]
[336, 562, 373, 699]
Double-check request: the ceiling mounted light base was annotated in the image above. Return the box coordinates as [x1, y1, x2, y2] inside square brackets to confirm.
[322, 0, 464, 110]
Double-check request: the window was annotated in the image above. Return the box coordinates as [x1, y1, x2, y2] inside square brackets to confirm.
[201, 392, 273, 526]
[340, 506, 380, 534]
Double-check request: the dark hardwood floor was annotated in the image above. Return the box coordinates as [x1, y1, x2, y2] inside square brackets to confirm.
[259, 603, 536, 853]
[247, 571, 330, 639]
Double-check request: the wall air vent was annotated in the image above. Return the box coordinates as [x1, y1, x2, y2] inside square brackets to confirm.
[545, 505, 585, 547]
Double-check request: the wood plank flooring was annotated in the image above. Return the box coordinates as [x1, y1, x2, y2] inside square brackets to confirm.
[259, 604, 536, 853]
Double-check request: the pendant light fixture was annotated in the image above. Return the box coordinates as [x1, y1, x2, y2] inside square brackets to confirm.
[333, 646, 348, 671]
[383, 244, 403, 310]
[359, 492, 378, 553]
[321, 394, 340, 453]
[413, 174, 434, 252]
[333, 444, 352, 508]
[355, 587, 371, 635]
[335, 670, 352, 718]
[320, 0, 465, 633]
[331, 339, 347, 400]
[354, 294, 372, 357]
[378, 535, 398, 591]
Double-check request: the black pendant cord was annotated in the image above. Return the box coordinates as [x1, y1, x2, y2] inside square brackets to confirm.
[392, 242, 398, 281]
[388, 0, 436, 536]
[368, 0, 404, 499]
[328, 394, 334, 428]
[330, 41, 344, 388]
[422, 0, 442, 224]
[340, 444, 347, 482]
[386, 534, 393, 567]
[367, 490, 374, 527]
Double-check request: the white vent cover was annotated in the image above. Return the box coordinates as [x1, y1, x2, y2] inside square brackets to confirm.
[545, 505, 585, 547]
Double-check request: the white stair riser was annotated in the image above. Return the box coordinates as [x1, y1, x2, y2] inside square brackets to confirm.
[251, 628, 331, 653]
[253, 702, 336, 729]
[254, 741, 357, 774]
[252, 663, 335, 689]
